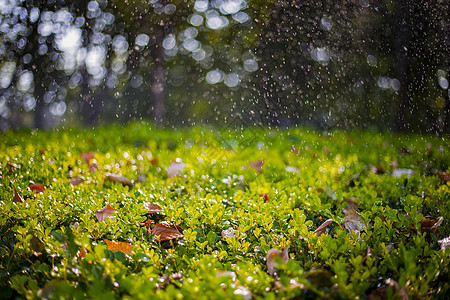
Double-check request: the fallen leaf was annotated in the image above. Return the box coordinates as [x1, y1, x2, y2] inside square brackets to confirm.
[438, 172, 450, 183]
[105, 173, 133, 188]
[29, 183, 45, 193]
[267, 246, 289, 275]
[81, 152, 94, 162]
[68, 177, 84, 186]
[438, 236, 450, 252]
[291, 146, 300, 155]
[244, 160, 264, 173]
[343, 209, 366, 233]
[150, 158, 158, 165]
[143, 219, 154, 229]
[144, 203, 162, 214]
[13, 185, 24, 203]
[221, 227, 236, 240]
[259, 193, 269, 202]
[95, 204, 118, 222]
[104, 239, 133, 254]
[420, 216, 443, 234]
[151, 222, 184, 242]
[392, 169, 414, 177]
[167, 160, 186, 178]
[313, 219, 334, 236]
[88, 163, 98, 173]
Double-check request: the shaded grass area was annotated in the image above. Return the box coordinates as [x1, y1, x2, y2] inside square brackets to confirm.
[1, 123, 449, 299]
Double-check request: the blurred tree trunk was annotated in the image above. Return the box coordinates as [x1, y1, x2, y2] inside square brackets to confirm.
[393, 0, 410, 132]
[152, 30, 166, 126]
[26, 2, 47, 129]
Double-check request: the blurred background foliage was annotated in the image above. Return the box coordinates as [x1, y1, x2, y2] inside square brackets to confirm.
[0, 0, 448, 133]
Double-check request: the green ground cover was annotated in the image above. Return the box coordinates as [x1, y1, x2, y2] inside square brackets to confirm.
[1, 123, 449, 299]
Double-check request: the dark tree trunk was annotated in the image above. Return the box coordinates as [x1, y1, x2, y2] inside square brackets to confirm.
[152, 30, 166, 126]
[393, 0, 411, 132]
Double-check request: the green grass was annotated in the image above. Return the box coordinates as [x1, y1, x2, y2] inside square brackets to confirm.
[1, 123, 449, 299]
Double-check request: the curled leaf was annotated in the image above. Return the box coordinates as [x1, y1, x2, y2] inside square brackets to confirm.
[244, 160, 264, 173]
[95, 204, 118, 223]
[221, 227, 236, 240]
[259, 193, 269, 202]
[13, 185, 24, 203]
[151, 222, 184, 242]
[343, 209, 366, 233]
[143, 219, 154, 230]
[313, 219, 334, 236]
[167, 160, 186, 178]
[68, 177, 84, 186]
[143, 202, 162, 214]
[105, 173, 133, 188]
[29, 183, 45, 193]
[104, 239, 133, 254]
[421, 216, 443, 234]
[81, 152, 94, 162]
[267, 246, 289, 275]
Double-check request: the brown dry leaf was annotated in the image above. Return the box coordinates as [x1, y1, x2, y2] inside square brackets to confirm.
[150, 158, 158, 165]
[291, 146, 300, 155]
[81, 152, 94, 162]
[152, 222, 184, 242]
[343, 209, 366, 234]
[95, 204, 118, 222]
[421, 216, 443, 234]
[143, 219, 154, 230]
[438, 172, 450, 183]
[13, 185, 24, 203]
[68, 177, 84, 186]
[88, 163, 98, 173]
[144, 203, 162, 214]
[259, 193, 269, 202]
[267, 246, 289, 275]
[167, 160, 186, 178]
[221, 227, 236, 240]
[244, 160, 264, 173]
[313, 219, 334, 236]
[29, 183, 45, 193]
[104, 239, 133, 254]
[105, 173, 133, 188]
